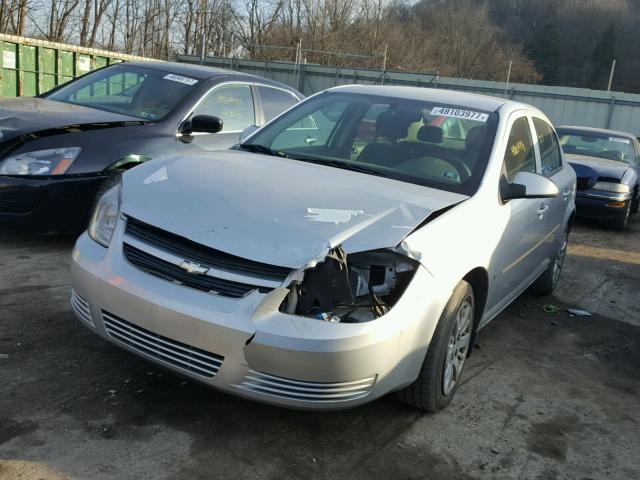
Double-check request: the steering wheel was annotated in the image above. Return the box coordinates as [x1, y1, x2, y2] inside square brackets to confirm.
[431, 150, 473, 182]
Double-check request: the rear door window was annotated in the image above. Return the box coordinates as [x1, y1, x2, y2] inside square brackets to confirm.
[533, 118, 562, 176]
[257, 86, 298, 122]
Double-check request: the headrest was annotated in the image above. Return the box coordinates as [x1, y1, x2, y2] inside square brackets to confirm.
[394, 107, 423, 124]
[375, 108, 423, 141]
[465, 125, 487, 151]
[417, 125, 443, 144]
[375, 111, 397, 138]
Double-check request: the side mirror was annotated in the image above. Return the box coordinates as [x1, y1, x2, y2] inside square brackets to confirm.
[181, 115, 223, 135]
[501, 171, 560, 201]
[239, 124, 259, 142]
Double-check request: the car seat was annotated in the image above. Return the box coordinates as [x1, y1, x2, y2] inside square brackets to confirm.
[357, 107, 422, 167]
[463, 125, 488, 171]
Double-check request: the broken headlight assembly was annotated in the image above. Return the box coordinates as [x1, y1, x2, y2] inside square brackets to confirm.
[281, 247, 419, 323]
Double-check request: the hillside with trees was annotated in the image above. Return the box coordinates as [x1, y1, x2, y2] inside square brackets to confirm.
[0, 0, 638, 91]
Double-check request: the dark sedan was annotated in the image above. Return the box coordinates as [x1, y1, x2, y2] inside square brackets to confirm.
[556, 126, 639, 230]
[0, 61, 302, 232]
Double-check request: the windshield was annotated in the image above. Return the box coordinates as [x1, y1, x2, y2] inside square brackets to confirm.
[240, 91, 498, 195]
[45, 65, 199, 121]
[557, 129, 636, 165]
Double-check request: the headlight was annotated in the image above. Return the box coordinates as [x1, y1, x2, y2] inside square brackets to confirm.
[592, 182, 630, 194]
[88, 183, 121, 247]
[0, 147, 81, 175]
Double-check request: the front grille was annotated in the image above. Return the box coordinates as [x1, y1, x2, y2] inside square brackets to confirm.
[233, 370, 377, 403]
[576, 177, 594, 190]
[0, 199, 32, 214]
[102, 311, 224, 378]
[123, 243, 263, 298]
[71, 289, 94, 326]
[125, 217, 291, 282]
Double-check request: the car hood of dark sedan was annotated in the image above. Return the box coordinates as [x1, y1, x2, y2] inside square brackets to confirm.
[122, 151, 468, 268]
[566, 153, 631, 181]
[0, 97, 141, 142]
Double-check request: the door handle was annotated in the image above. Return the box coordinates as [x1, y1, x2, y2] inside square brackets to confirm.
[562, 188, 572, 201]
[537, 204, 549, 218]
[305, 136, 318, 145]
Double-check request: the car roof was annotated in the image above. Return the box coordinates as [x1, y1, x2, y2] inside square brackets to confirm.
[326, 85, 518, 112]
[120, 61, 301, 93]
[556, 125, 635, 139]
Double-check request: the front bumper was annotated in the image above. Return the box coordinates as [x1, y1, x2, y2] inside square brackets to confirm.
[575, 191, 631, 220]
[0, 174, 104, 232]
[70, 222, 447, 410]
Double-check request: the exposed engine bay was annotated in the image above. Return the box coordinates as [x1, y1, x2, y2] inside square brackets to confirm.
[281, 246, 418, 323]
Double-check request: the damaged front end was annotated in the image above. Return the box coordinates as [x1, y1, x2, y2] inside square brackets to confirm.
[280, 246, 419, 323]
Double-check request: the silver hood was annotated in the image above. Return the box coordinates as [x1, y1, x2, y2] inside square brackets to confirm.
[121, 151, 468, 268]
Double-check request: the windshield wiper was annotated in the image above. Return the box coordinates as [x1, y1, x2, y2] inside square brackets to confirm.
[291, 156, 391, 178]
[239, 143, 287, 158]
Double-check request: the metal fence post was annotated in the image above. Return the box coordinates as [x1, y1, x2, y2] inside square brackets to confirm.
[606, 96, 617, 129]
[297, 63, 306, 94]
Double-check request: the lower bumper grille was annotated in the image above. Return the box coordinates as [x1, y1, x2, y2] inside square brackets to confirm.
[102, 311, 224, 378]
[234, 370, 376, 403]
[71, 289, 94, 326]
[0, 198, 32, 214]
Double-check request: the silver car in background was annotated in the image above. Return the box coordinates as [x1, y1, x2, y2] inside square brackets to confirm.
[71, 86, 576, 411]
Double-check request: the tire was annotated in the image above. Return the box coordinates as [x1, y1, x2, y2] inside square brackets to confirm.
[610, 201, 630, 231]
[533, 223, 570, 295]
[397, 280, 474, 412]
[631, 188, 639, 215]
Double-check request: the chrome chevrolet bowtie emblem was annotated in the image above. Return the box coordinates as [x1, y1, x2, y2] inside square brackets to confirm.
[179, 260, 208, 275]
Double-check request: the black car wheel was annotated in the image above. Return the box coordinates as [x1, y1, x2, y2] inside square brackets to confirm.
[397, 280, 474, 412]
[631, 188, 639, 214]
[610, 201, 631, 231]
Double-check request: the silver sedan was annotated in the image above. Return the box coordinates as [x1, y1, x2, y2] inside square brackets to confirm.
[71, 86, 576, 411]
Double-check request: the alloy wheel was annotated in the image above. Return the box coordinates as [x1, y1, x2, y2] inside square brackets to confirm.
[442, 297, 473, 396]
[552, 228, 569, 286]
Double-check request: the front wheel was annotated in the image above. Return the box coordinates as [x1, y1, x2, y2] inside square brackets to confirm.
[610, 201, 631, 231]
[397, 280, 474, 412]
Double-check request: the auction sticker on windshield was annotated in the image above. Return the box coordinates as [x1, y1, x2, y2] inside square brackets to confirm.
[431, 107, 488, 122]
[609, 136, 630, 144]
[163, 74, 198, 86]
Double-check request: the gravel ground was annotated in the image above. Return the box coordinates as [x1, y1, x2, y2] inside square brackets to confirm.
[0, 217, 639, 480]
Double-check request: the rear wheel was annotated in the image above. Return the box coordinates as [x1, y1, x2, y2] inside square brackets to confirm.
[397, 280, 474, 412]
[533, 223, 569, 295]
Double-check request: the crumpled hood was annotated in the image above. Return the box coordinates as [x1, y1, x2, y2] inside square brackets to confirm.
[0, 97, 140, 142]
[122, 151, 468, 268]
[567, 153, 631, 182]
